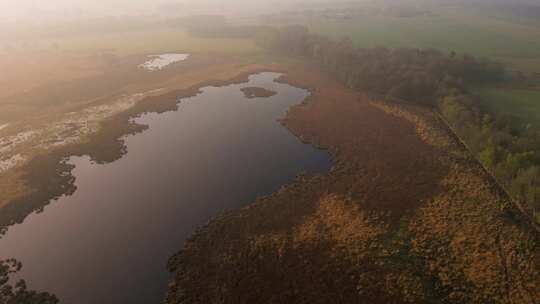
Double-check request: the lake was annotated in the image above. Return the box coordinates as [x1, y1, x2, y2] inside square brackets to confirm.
[0, 72, 331, 304]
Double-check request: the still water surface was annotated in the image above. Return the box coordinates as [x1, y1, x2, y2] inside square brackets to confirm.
[0, 72, 331, 304]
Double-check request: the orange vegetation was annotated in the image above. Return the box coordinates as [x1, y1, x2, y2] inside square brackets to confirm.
[166, 64, 539, 303]
[0, 51, 105, 101]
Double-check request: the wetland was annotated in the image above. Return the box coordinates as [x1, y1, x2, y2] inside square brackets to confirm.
[0, 72, 331, 304]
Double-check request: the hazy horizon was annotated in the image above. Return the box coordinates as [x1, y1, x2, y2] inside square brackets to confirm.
[0, 0, 331, 23]
[3, 0, 539, 23]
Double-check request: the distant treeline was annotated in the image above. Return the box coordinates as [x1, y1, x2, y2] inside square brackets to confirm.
[184, 21, 540, 222]
[257, 25, 505, 102]
[256, 25, 540, 222]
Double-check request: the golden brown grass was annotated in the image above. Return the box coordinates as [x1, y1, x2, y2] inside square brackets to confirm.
[0, 51, 105, 101]
[166, 64, 539, 304]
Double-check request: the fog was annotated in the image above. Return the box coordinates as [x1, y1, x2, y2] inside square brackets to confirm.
[4, 0, 539, 22]
[0, 0, 327, 22]
[2, 0, 538, 38]
[2, 1, 175, 21]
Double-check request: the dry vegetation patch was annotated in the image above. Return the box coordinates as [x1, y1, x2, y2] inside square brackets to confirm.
[0, 51, 106, 101]
[240, 87, 277, 99]
[167, 65, 539, 304]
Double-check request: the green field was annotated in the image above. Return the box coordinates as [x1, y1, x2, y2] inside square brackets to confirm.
[5, 28, 262, 56]
[303, 8, 540, 74]
[475, 87, 540, 129]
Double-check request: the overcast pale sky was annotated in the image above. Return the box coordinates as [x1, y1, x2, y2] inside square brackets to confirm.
[0, 0, 317, 22]
[1, 0, 159, 18]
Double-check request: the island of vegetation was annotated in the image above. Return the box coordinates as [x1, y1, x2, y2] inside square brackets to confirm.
[240, 87, 277, 99]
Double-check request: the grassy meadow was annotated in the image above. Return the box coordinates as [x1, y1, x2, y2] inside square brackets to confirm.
[475, 87, 540, 129]
[305, 12, 540, 73]
[0, 25, 265, 123]
[4, 28, 262, 56]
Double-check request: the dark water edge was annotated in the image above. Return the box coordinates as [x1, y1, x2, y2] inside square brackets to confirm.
[0, 72, 332, 304]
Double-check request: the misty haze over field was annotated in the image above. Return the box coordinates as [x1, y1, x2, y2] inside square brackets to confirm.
[0, 0, 319, 22]
[2, 0, 540, 23]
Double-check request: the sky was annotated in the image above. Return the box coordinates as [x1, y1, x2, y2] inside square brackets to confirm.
[0, 0, 317, 22]
[0, 0, 160, 20]
[4, 0, 535, 23]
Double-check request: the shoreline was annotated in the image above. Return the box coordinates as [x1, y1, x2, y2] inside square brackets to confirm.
[0, 63, 284, 234]
[165, 65, 539, 303]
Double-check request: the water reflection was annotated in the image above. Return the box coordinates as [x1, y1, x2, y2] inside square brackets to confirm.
[0, 72, 331, 304]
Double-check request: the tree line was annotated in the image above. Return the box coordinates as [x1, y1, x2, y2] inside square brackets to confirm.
[0, 259, 58, 304]
[254, 25, 539, 222]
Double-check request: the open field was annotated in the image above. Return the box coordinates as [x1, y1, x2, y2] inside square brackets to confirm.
[0, 25, 263, 124]
[4, 28, 261, 57]
[0, 52, 107, 101]
[299, 7, 540, 74]
[0, 27, 261, 101]
[1, 15, 262, 56]
[166, 64, 539, 303]
[0, 27, 264, 126]
[475, 87, 540, 129]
